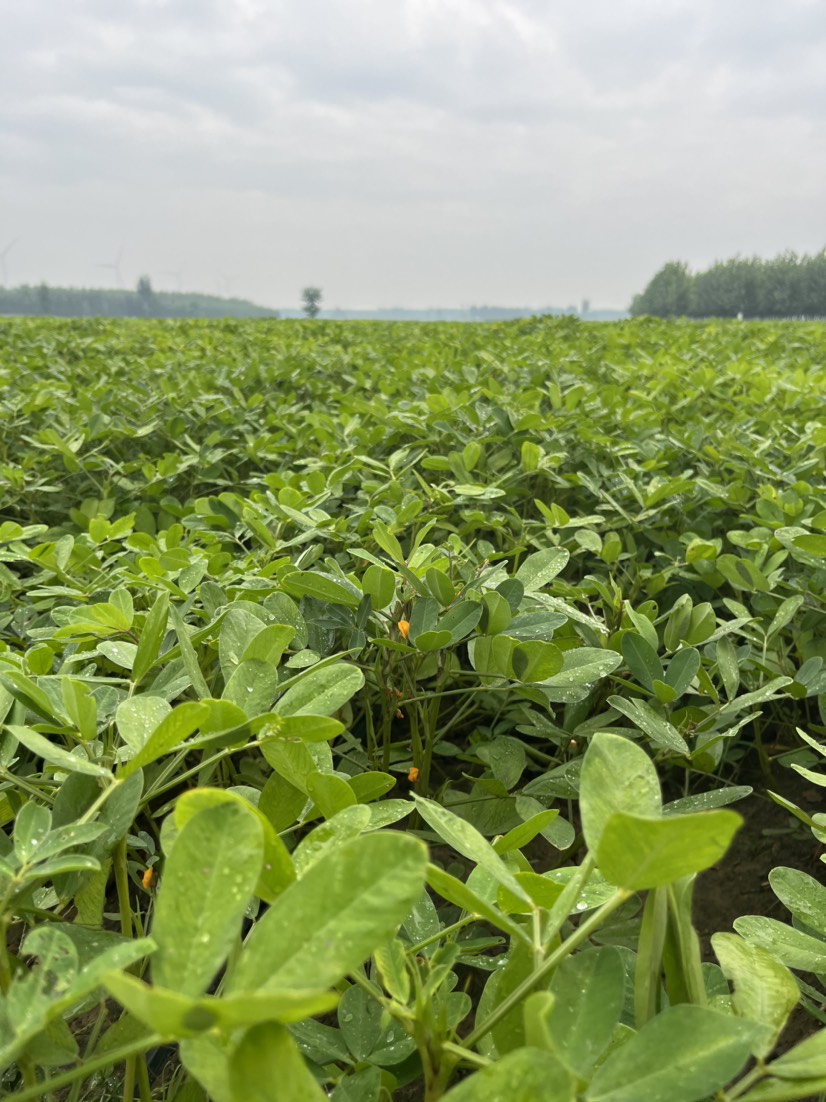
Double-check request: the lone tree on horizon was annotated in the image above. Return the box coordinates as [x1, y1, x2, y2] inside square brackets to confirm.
[301, 286, 322, 319]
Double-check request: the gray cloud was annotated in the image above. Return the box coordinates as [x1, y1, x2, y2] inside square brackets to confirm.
[1, 0, 825, 308]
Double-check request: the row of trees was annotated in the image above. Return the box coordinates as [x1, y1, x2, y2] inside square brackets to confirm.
[630, 250, 826, 318]
[0, 278, 278, 319]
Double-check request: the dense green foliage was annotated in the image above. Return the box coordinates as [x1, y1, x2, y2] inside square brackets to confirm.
[631, 250, 826, 318]
[0, 315, 824, 1101]
[0, 284, 277, 320]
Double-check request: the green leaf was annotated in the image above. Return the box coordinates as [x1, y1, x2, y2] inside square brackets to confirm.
[408, 597, 440, 641]
[712, 933, 799, 1058]
[60, 679, 97, 741]
[174, 788, 294, 903]
[170, 605, 211, 699]
[442, 1047, 576, 1101]
[587, 1005, 756, 1102]
[331, 1066, 382, 1102]
[608, 697, 689, 755]
[374, 937, 410, 1003]
[716, 636, 740, 700]
[735, 1075, 826, 1101]
[413, 795, 531, 903]
[292, 806, 372, 876]
[733, 916, 826, 972]
[227, 833, 427, 995]
[481, 591, 512, 635]
[515, 548, 570, 591]
[425, 864, 533, 947]
[476, 737, 526, 791]
[493, 810, 559, 854]
[24, 820, 108, 863]
[50, 772, 143, 880]
[548, 947, 626, 1077]
[511, 641, 563, 683]
[282, 570, 361, 607]
[366, 800, 413, 829]
[307, 773, 357, 819]
[766, 595, 805, 639]
[497, 871, 564, 915]
[765, 1029, 826, 1080]
[361, 565, 396, 610]
[652, 679, 677, 704]
[104, 972, 220, 1038]
[275, 663, 364, 717]
[438, 601, 482, 643]
[664, 647, 700, 697]
[597, 809, 741, 890]
[14, 800, 52, 862]
[222, 659, 278, 716]
[621, 633, 662, 690]
[337, 984, 416, 1064]
[426, 567, 456, 607]
[104, 972, 336, 1038]
[98, 640, 137, 670]
[543, 648, 622, 691]
[116, 696, 171, 754]
[120, 702, 208, 777]
[625, 606, 659, 651]
[219, 608, 267, 679]
[372, 522, 405, 564]
[259, 771, 307, 833]
[256, 714, 344, 745]
[152, 802, 264, 996]
[792, 534, 826, 558]
[768, 866, 826, 937]
[241, 624, 294, 666]
[132, 591, 170, 684]
[6, 725, 110, 778]
[663, 786, 752, 815]
[580, 732, 661, 854]
[347, 771, 395, 804]
[413, 629, 452, 652]
[230, 1022, 327, 1102]
[716, 554, 771, 593]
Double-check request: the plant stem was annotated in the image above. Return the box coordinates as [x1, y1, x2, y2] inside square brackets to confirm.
[1, 1036, 162, 1102]
[135, 1054, 153, 1102]
[0, 916, 12, 995]
[724, 1061, 768, 1100]
[67, 1005, 109, 1102]
[462, 887, 631, 1050]
[409, 915, 475, 955]
[114, 837, 133, 940]
[440, 1043, 491, 1069]
[76, 778, 121, 826]
[121, 1057, 136, 1102]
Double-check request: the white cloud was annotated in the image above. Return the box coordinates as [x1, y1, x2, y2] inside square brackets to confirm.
[1, 0, 825, 307]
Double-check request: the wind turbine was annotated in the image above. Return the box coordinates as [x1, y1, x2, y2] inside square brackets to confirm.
[97, 246, 124, 288]
[0, 239, 17, 287]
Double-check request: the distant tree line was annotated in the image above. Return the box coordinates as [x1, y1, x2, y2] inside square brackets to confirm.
[0, 278, 278, 319]
[630, 250, 826, 318]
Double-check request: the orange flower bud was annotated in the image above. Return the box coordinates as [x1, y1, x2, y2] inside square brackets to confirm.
[407, 766, 419, 783]
[142, 868, 155, 891]
[397, 620, 410, 640]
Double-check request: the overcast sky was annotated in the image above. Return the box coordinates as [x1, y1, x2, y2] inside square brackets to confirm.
[1, 0, 825, 310]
